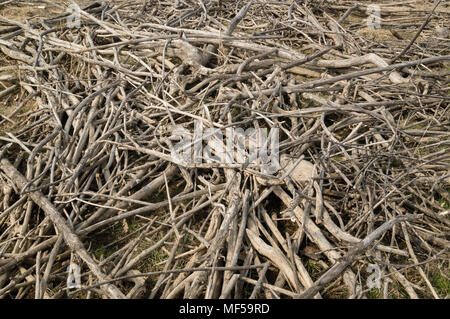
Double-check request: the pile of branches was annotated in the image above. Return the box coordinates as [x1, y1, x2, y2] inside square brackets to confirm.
[0, 0, 449, 299]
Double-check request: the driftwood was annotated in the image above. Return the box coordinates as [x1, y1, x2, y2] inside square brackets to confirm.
[0, 0, 449, 299]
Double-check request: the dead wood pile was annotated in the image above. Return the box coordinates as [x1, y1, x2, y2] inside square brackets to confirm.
[0, 0, 449, 299]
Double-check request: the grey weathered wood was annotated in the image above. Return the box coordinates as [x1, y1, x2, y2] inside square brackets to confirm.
[0, 158, 126, 299]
